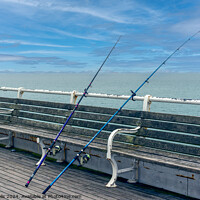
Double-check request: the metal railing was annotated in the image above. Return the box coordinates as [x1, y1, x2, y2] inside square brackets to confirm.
[0, 86, 200, 112]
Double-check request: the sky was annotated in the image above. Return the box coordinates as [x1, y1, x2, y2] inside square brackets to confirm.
[0, 0, 199, 73]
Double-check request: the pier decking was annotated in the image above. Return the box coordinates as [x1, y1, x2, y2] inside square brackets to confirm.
[0, 147, 193, 200]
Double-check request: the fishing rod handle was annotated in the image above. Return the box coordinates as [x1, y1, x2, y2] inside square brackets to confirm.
[25, 174, 34, 187]
[42, 185, 51, 194]
[25, 141, 56, 187]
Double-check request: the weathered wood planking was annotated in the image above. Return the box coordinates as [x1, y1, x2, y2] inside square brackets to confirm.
[0, 97, 199, 124]
[135, 129, 200, 145]
[0, 147, 186, 200]
[0, 97, 200, 157]
[1, 102, 198, 135]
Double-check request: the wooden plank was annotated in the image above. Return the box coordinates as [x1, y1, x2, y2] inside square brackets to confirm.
[16, 98, 135, 124]
[141, 111, 200, 125]
[5, 103, 200, 136]
[112, 135, 200, 157]
[1, 96, 199, 125]
[119, 110, 200, 125]
[0, 119, 110, 142]
[68, 105, 200, 127]
[0, 147, 176, 200]
[0, 97, 18, 104]
[112, 129, 200, 153]
[0, 102, 17, 109]
[1, 97, 199, 124]
[16, 111, 135, 132]
[14, 104, 71, 117]
[0, 159, 103, 199]
[0, 161, 80, 197]
[141, 119, 200, 134]
[0, 97, 117, 117]
[11, 117, 61, 131]
[0, 115, 11, 122]
[134, 129, 200, 146]
[0, 167, 95, 199]
[73, 111, 140, 126]
[18, 111, 66, 124]
[15, 106, 140, 127]
[0, 109, 13, 114]
[18, 98, 74, 110]
[77, 105, 143, 119]
[10, 117, 115, 141]
[41, 112, 199, 135]
[62, 126, 110, 140]
[69, 118, 133, 131]
[8, 117, 110, 142]
[1, 147, 193, 199]
[0, 168, 106, 200]
[0, 151, 100, 198]
[11, 102, 200, 129]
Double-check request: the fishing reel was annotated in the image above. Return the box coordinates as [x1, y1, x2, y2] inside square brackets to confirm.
[77, 154, 91, 167]
[43, 145, 62, 156]
[51, 145, 62, 156]
[130, 90, 136, 101]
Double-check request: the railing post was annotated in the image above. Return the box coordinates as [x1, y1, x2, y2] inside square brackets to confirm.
[143, 95, 152, 111]
[17, 87, 24, 98]
[70, 90, 78, 104]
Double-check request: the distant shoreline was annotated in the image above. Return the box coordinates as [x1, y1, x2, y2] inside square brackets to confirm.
[0, 71, 199, 74]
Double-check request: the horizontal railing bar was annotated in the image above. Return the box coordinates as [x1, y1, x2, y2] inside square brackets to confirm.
[0, 86, 200, 105]
[0, 87, 72, 95]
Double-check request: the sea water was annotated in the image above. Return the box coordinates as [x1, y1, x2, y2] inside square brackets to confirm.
[0, 72, 199, 116]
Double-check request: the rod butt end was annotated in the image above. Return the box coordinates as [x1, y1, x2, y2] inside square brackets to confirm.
[42, 185, 51, 194]
[25, 181, 30, 188]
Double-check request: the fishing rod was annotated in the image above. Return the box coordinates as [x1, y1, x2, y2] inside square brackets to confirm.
[42, 31, 200, 194]
[25, 36, 121, 188]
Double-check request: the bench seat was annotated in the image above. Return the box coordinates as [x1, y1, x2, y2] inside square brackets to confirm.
[1, 121, 200, 170]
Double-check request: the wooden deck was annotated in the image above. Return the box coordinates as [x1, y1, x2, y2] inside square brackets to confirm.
[0, 147, 194, 200]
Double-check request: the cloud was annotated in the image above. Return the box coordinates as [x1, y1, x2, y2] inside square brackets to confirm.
[50, 1, 163, 25]
[0, 39, 71, 48]
[0, 54, 85, 67]
[1, 0, 38, 6]
[52, 5, 132, 24]
[2, 0, 163, 25]
[1, 0, 131, 24]
[18, 50, 89, 58]
[47, 28, 106, 41]
[0, 0, 199, 73]
[170, 18, 200, 35]
[0, 54, 22, 61]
